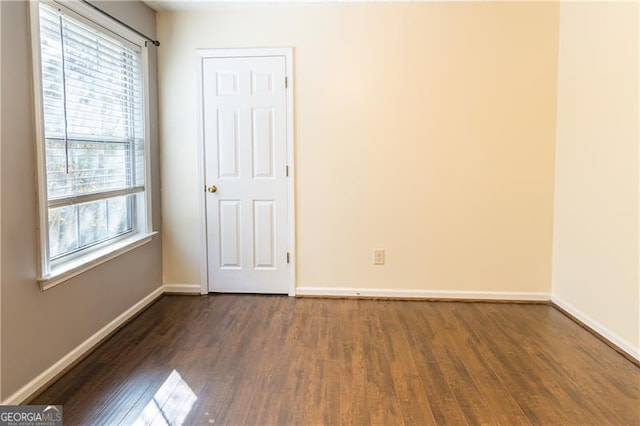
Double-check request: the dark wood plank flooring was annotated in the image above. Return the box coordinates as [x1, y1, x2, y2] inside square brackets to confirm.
[32, 295, 640, 425]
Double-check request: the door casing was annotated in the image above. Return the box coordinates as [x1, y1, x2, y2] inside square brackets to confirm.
[195, 47, 296, 296]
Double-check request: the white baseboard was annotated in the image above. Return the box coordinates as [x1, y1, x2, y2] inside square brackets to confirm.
[551, 295, 640, 362]
[2, 286, 164, 405]
[295, 286, 550, 301]
[163, 283, 202, 295]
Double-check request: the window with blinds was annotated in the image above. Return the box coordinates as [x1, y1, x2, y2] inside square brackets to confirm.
[37, 2, 147, 262]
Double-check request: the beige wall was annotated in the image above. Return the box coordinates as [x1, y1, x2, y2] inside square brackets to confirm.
[0, 1, 162, 399]
[553, 2, 639, 356]
[158, 3, 559, 293]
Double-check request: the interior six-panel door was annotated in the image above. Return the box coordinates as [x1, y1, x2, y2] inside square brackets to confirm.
[202, 55, 289, 293]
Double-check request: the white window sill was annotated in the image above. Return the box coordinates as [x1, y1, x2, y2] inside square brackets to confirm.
[38, 231, 158, 291]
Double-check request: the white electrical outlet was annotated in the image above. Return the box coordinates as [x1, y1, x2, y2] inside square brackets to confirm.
[374, 249, 385, 265]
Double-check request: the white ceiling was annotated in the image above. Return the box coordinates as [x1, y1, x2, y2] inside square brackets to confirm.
[142, 0, 326, 12]
[141, 0, 214, 12]
[142, 0, 479, 12]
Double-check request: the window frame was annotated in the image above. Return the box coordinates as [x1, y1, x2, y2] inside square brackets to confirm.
[30, 0, 155, 291]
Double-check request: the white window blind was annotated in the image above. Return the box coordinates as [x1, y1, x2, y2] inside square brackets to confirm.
[38, 2, 146, 260]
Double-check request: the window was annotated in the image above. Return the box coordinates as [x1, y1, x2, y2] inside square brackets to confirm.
[33, 1, 152, 285]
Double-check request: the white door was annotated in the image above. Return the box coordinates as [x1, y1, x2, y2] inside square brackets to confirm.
[202, 54, 290, 294]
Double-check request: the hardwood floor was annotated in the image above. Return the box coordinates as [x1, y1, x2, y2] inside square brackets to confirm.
[32, 295, 640, 425]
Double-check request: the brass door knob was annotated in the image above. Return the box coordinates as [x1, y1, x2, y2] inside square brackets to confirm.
[207, 185, 217, 193]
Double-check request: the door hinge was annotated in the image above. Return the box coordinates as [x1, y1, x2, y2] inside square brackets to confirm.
[285, 76, 288, 89]
[286, 252, 290, 264]
[286, 165, 289, 177]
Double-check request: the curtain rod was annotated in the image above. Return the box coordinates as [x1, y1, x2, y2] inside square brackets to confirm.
[80, 0, 160, 47]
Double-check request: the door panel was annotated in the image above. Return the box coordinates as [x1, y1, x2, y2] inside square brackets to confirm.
[253, 200, 276, 269]
[217, 109, 240, 178]
[252, 108, 275, 179]
[203, 55, 288, 293]
[219, 200, 241, 269]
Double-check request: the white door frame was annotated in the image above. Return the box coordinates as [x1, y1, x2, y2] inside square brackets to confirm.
[195, 48, 296, 296]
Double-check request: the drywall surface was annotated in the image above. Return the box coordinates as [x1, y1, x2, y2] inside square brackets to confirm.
[0, 0, 162, 399]
[553, 2, 639, 355]
[158, 3, 559, 293]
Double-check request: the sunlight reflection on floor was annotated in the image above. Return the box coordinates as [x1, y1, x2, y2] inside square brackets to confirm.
[133, 370, 198, 426]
